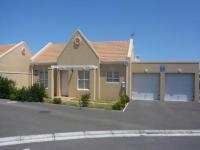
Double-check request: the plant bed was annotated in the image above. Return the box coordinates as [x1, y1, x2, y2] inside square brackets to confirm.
[46, 98, 116, 110]
[112, 95, 130, 110]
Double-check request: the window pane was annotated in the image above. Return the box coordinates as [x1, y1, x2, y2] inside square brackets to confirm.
[78, 80, 84, 89]
[78, 71, 84, 79]
[114, 72, 119, 78]
[85, 71, 89, 79]
[45, 71, 48, 80]
[85, 80, 89, 89]
[107, 78, 113, 82]
[107, 72, 112, 78]
[113, 78, 119, 82]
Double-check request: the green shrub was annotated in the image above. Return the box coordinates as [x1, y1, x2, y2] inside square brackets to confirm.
[80, 93, 90, 107]
[120, 95, 130, 104]
[8, 83, 46, 102]
[28, 83, 46, 102]
[16, 87, 31, 102]
[0, 76, 16, 99]
[112, 101, 123, 110]
[52, 98, 62, 104]
[112, 95, 130, 110]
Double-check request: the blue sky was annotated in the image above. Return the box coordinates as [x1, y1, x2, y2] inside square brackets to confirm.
[0, 0, 200, 61]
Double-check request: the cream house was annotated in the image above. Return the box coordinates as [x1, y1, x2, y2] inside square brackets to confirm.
[0, 41, 32, 88]
[31, 29, 199, 102]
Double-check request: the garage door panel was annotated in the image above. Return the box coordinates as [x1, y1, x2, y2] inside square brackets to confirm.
[165, 74, 194, 101]
[132, 74, 160, 100]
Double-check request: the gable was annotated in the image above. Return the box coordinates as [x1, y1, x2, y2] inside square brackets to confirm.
[0, 44, 15, 56]
[57, 30, 99, 65]
[0, 42, 32, 72]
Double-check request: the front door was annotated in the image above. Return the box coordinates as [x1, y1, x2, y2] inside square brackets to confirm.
[61, 71, 68, 96]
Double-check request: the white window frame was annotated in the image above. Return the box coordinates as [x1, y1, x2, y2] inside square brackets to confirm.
[77, 71, 90, 90]
[39, 70, 48, 88]
[106, 71, 120, 83]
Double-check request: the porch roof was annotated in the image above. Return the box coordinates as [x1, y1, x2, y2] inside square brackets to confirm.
[50, 65, 98, 70]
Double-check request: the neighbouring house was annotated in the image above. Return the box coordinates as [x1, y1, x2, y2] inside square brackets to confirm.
[0, 41, 32, 88]
[31, 29, 199, 102]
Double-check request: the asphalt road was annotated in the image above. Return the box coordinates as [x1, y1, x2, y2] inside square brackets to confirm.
[0, 99, 200, 137]
[1, 137, 200, 150]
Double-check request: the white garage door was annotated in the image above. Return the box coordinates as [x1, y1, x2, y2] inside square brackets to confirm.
[165, 74, 194, 101]
[132, 74, 160, 100]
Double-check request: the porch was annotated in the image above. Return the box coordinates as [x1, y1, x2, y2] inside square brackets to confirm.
[48, 65, 98, 100]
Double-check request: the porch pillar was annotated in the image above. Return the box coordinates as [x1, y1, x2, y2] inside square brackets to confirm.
[93, 69, 96, 100]
[48, 68, 54, 99]
[57, 70, 61, 97]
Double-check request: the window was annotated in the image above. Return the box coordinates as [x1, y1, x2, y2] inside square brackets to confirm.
[78, 71, 90, 90]
[39, 71, 48, 88]
[107, 71, 120, 82]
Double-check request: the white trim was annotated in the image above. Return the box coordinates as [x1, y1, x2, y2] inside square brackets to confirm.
[31, 61, 56, 65]
[125, 63, 128, 95]
[101, 61, 128, 64]
[51, 65, 98, 70]
[77, 89, 90, 91]
[77, 70, 90, 90]
[128, 39, 133, 58]
[31, 42, 52, 61]
[93, 69, 96, 100]
[0, 41, 24, 58]
[105, 82, 120, 84]
[0, 71, 31, 75]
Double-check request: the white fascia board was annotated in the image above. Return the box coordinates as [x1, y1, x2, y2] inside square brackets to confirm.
[128, 39, 133, 58]
[31, 61, 56, 65]
[31, 42, 52, 61]
[101, 60, 128, 64]
[51, 65, 98, 70]
[0, 70, 31, 75]
[0, 41, 24, 58]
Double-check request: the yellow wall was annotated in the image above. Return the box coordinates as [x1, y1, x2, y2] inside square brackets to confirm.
[0, 42, 32, 88]
[100, 64, 126, 100]
[56, 31, 100, 100]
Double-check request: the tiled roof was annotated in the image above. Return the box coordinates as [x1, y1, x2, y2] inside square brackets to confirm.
[32, 40, 130, 63]
[90, 41, 129, 62]
[32, 44, 65, 63]
[0, 44, 15, 56]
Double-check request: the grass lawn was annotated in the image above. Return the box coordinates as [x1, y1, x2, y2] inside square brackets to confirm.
[45, 98, 116, 110]
[63, 99, 116, 110]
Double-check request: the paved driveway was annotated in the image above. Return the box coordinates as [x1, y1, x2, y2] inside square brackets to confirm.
[125, 100, 200, 129]
[0, 99, 200, 137]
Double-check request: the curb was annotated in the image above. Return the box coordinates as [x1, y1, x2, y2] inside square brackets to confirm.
[123, 102, 129, 112]
[1, 130, 200, 147]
